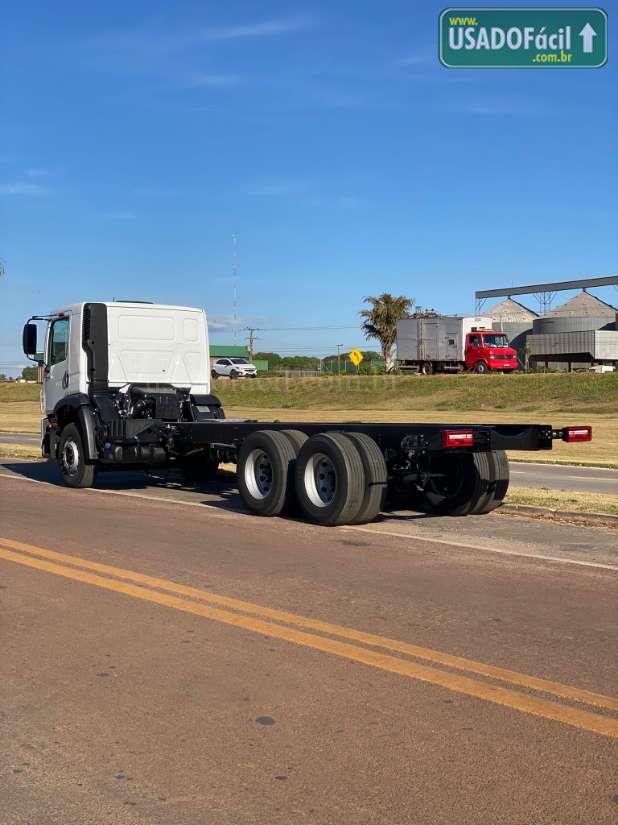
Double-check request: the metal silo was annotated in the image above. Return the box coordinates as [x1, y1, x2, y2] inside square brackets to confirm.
[486, 298, 537, 358]
[529, 290, 618, 370]
[532, 290, 616, 334]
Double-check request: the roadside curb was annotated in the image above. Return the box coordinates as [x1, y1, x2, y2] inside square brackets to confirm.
[499, 503, 618, 527]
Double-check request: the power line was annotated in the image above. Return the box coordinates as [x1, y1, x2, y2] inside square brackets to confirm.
[257, 325, 359, 332]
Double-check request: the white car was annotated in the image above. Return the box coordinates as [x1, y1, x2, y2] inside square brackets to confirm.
[211, 357, 258, 379]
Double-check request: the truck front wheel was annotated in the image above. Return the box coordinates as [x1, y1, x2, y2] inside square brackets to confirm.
[57, 423, 97, 489]
[474, 360, 489, 374]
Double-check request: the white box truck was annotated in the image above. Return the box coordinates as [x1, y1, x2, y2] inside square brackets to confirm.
[396, 316, 519, 374]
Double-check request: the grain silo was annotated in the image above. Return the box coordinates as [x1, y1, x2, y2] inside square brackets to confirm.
[528, 290, 618, 371]
[486, 298, 537, 359]
[532, 290, 616, 334]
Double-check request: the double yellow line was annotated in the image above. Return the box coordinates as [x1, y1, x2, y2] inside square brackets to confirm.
[1, 536, 616, 739]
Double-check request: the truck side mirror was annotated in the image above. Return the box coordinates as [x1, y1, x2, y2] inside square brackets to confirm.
[22, 322, 37, 357]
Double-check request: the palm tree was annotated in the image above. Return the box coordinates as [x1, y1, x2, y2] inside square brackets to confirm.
[360, 293, 413, 373]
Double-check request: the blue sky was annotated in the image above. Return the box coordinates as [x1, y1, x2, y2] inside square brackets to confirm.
[1, 0, 617, 368]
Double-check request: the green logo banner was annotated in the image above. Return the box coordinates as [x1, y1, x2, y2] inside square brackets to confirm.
[440, 7, 607, 67]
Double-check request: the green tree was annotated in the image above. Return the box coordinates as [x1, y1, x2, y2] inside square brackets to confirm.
[360, 294, 413, 373]
[21, 366, 38, 381]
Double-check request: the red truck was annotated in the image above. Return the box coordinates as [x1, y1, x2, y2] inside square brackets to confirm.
[396, 315, 519, 374]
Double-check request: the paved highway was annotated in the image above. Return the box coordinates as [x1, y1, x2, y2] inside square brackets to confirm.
[1, 433, 617, 494]
[1, 461, 616, 825]
[508, 461, 618, 495]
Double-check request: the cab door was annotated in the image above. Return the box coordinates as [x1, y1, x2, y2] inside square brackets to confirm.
[43, 315, 71, 414]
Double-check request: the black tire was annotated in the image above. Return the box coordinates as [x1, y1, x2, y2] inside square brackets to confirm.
[230, 369, 239, 379]
[237, 430, 297, 517]
[180, 451, 219, 485]
[211, 370, 218, 380]
[417, 451, 496, 517]
[57, 423, 97, 489]
[420, 362, 434, 376]
[342, 432, 387, 524]
[295, 432, 366, 526]
[470, 450, 509, 515]
[474, 360, 489, 374]
[279, 429, 308, 454]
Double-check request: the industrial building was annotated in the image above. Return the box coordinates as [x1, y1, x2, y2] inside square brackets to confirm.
[485, 298, 537, 360]
[475, 277, 618, 372]
[527, 291, 618, 371]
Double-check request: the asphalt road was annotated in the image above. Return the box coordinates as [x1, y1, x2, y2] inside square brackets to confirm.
[1, 433, 617, 494]
[1, 461, 616, 825]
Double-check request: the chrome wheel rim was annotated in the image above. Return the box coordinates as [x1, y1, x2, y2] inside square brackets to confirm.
[244, 449, 273, 499]
[304, 452, 337, 507]
[61, 438, 80, 477]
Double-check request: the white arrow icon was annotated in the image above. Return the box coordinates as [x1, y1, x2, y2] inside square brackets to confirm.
[579, 22, 597, 53]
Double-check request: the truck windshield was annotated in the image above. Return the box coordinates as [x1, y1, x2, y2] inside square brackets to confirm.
[482, 334, 509, 347]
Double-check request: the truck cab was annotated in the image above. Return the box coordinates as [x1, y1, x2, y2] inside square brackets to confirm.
[464, 330, 518, 374]
[22, 301, 223, 485]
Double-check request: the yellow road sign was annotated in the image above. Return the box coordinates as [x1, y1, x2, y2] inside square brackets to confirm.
[348, 348, 364, 367]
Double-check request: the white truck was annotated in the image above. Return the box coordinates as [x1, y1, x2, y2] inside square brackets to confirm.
[22, 300, 592, 526]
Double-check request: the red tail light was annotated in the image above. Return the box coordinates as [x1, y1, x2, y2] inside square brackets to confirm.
[442, 429, 475, 448]
[563, 426, 592, 443]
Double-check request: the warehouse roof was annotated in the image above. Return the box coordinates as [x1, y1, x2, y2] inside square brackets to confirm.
[486, 298, 538, 321]
[209, 345, 249, 357]
[545, 290, 616, 318]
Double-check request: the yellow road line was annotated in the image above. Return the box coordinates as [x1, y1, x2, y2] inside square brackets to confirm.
[1, 537, 616, 713]
[0, 546, 616, 739]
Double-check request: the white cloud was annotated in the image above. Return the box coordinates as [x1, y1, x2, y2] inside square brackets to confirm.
[0, 182, 48, 196]
[104, 210, 137, 220]
[187, 73, 242, 88]
[246, 177, 308, 196]
[200, 16, 314, 41]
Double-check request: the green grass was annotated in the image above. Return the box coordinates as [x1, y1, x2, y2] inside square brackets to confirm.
[214, 372, 618, 414]
[4, 373, 616, 412]
[0, 383, 40, 401]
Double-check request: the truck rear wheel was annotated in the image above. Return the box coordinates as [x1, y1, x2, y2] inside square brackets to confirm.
[237, 430, 297, 517]
[420, 362, 434, 376]
[417, 451, 499, 516]
[57, 423, 97, 489]
[470, 450, 509, 515]
[280, 429, 308, 454]
[342, 432, 387, 524]
[295, 432, 365, 526]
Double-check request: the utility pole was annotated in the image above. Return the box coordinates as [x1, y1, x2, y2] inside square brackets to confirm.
[337, 344, 343, 376]
[245, 327, 260, 360]
[232, 234, 239, 341]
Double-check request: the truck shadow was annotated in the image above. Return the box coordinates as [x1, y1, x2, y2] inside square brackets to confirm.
[0, 461, 244, 509]
[1, 462, 433, 520]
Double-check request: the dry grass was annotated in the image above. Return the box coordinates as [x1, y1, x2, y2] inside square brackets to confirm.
[0, 402, 41, 433]
[505, 486, 618, 516]
[0, 443, 41, 459]
[1, 374, 615, 466]
[226, 407, 617, 468]
[1, 400, 614, 466]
